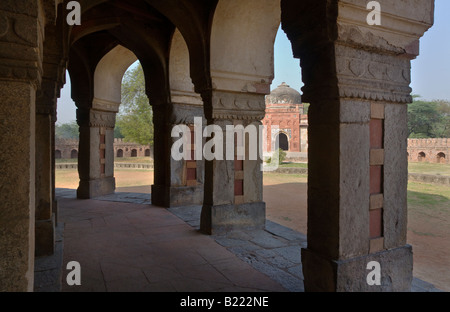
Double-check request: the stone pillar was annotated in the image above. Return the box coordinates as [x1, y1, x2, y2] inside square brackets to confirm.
[0, 0, 44, 291]
[51, 114, 58, 225]
[35, 83, 56, 257]
[200, 91, 266, 234]
[151, 102, 205, 207]
[281, 0, 434, 292]
[76, 108, 116, 199]
[34, 17, 66, 256]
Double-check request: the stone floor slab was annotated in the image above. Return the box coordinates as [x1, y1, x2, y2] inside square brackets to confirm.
[33, 189, 442, 293]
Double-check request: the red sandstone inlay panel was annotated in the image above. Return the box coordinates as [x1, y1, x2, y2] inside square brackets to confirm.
[187, 168, 196, 181]
[100, 134, 106, 144]
[370, 208, 383, 238]
[234, 179, 243, 196]
[370, 165, 382, 194]
[235, 159, 244, 171]
[370, 119, 383, 149]
[100, 149, 105, 159]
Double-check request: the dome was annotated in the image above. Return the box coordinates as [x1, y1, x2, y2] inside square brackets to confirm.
[266, 82, 302, 105]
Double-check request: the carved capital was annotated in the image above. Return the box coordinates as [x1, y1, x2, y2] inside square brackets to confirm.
[0, 5, 45, 86]
[207, 91, 266, 121]
[169, 103, 204, 125]
[334, 44, 412, 104]
[77, 109, 116, 129]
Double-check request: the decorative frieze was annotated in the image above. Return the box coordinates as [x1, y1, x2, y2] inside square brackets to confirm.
[335, 44, 412, 104]
[210, 91, 266, 121]
[77, 109, 116, 129]
[0, 6, 45, 86]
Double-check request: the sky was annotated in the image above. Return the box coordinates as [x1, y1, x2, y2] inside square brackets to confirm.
[56, 0, 450, 124]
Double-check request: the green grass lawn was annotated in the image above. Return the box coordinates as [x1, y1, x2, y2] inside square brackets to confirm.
[113, 157, 153, 163]
[278, 162, 308, 168]
[55, 158, 78, 163]
[56, 157, 449, 176]
[56, 157, 153, 164]
[408, 181, 450, 215]
[408, 162, 450, 176]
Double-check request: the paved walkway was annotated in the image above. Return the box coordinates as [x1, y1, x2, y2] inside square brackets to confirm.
[33, 188, 442, 292]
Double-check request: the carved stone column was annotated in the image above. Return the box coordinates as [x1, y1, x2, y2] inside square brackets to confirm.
[76, 108, 116, 199]
[35, 19, 66, 257]
[281, 0, 434, 292]
[200, 91, 266, 234]
[35, 83, 56, 257]
[0, 0, 44, 292]
[152, 101, 205, 207]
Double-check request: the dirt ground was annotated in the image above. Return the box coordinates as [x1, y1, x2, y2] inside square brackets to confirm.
[56, 170, 449, 291]
[263, 173, 450, 292]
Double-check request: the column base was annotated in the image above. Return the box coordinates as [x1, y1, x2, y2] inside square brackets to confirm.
[200, 202, 266, 235]
[151, 184, 203, 208]
[301, 245, 413, 292]
[77, 177, 115, 199]
[35, 215, 55, 257]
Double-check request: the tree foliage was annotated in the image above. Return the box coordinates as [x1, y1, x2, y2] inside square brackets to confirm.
[116, 63, 154, 145]
[55, 121, 79, 140]
[266, 148, 287, 165]
[408, 96, 450, 138]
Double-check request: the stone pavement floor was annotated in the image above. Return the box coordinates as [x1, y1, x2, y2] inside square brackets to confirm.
[34, 189, 442, 292]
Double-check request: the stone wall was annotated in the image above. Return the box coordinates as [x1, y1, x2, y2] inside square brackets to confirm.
[55, 138, 153, 159]
[113, 138, 153, 158]
[408, 139, 449, 164]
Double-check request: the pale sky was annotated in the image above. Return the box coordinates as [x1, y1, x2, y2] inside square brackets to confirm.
[57, 0, 450, 124]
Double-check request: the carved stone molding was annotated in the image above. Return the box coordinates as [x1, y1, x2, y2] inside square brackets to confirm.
[92, 97, 120, 113]
[209, 91, 266, 121]
[89, 110, 116, 128]
[337, 1, 434, 58]
[77, 109, 116, 128]
[335, 44, 412, 104]
[0, 7, 45, 86]
[169, 103, 204, 125]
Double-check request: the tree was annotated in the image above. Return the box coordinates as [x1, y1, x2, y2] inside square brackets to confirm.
[116, 63, 154, 146]
[114, 125, 124, 139]
[55, 121, 79, 140]
[266, 148, 287, 165]
[302, 103, 310, 114]
[407, 96, 443, 138]
[433, 100, 450, 138]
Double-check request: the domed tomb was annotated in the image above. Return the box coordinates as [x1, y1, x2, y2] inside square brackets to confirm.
[266, 82, 302, 105]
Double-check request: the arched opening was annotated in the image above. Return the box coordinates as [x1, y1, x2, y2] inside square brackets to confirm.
[418, 152, 426, 162]
[276, 132, 289, 151]
[117, 149, 124, 158]
[71, 149, 78, 159]
[38, 0, 436, 293]
[145, 149, 151, 157]
[437, 152, 446, 164]
[131, 149, 138, 157]
[55, 150, 62, 159]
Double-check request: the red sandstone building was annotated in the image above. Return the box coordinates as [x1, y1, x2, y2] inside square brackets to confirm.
[263, 83, 308, 161]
